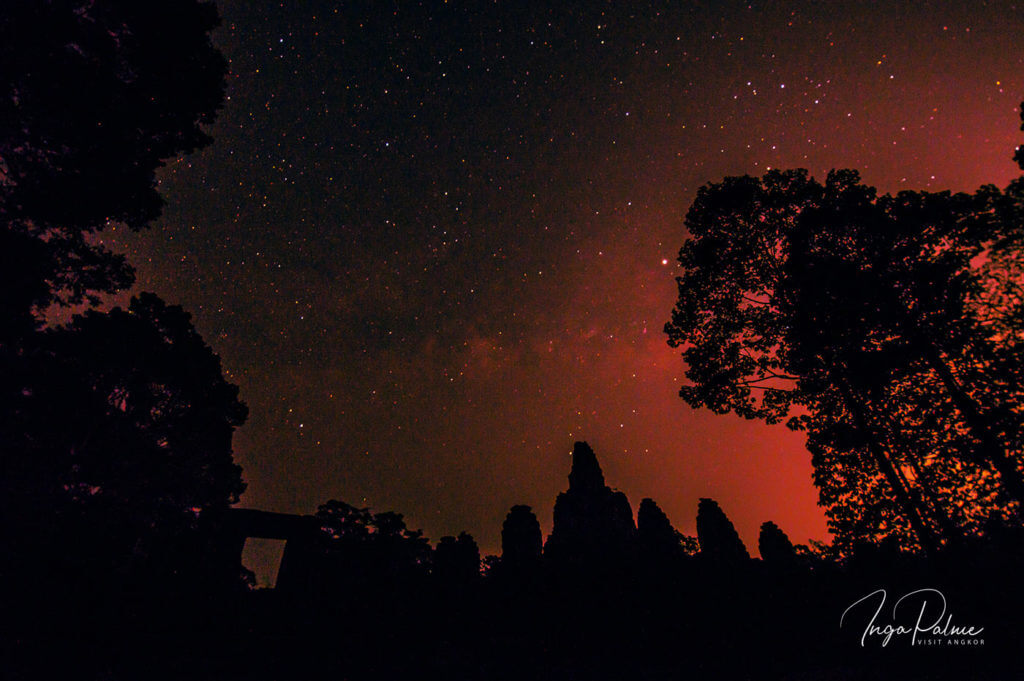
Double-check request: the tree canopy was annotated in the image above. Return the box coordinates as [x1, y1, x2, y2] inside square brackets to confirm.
[313, 500, 433, 588]
[1, 295, 246, 577]
[0, 1, 240, 585]
[666, 148, 1024, 554]
[0, 0, 226, 337]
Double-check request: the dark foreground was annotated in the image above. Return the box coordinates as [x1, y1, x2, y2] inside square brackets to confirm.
[6, 540, 1023, 681]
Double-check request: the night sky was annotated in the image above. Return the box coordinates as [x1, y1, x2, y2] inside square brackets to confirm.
[105, 0, 1024, 580]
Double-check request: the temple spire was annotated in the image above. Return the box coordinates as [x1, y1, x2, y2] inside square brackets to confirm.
[568, 441, 605, 493]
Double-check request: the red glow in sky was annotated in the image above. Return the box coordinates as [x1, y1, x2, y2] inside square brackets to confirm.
[110, 1, 1024, 571]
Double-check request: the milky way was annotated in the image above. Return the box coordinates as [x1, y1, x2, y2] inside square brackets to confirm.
[105, 0, 1024, 580]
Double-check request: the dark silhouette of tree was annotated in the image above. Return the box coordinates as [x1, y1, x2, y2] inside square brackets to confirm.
[758, 521, 796, 565]
[313, 500, 432, 590]
[0, 0, 241, 589]
[665, 161, 1024, 552]
[500, 504, 542, 572]
[695, 498, 749, 562]
[0, 0, 226, 336]
[787, 178, 1020, 546]
[434, 532, 480, 582]
[1, 294, 246, 580]
[678, 533, 700, 557]
[480, 554, 502, 577]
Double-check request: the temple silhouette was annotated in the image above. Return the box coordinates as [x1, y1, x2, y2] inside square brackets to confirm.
[10, 440, 1022, 681]
[222, 441, 704, 587]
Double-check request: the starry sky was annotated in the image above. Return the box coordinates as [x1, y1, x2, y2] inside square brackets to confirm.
[107, 0, 1024, 577]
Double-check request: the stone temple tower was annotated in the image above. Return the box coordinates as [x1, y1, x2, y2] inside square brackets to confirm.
[544, 442, 637, 565]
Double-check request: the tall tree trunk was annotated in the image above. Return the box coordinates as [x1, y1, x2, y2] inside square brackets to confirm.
[874, 408, 962, 545]
[903, 451, 962, 546]
[914, 336, 1024, 510]
[836, 378, 942, 554]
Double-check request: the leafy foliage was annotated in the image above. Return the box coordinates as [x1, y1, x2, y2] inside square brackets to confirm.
[0, 0, 226, 334]
[2, 294, 246, 576]
[666, 161, 1024, 553]
[314, 500, 433, 586]
[0, 1, 241, 585]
